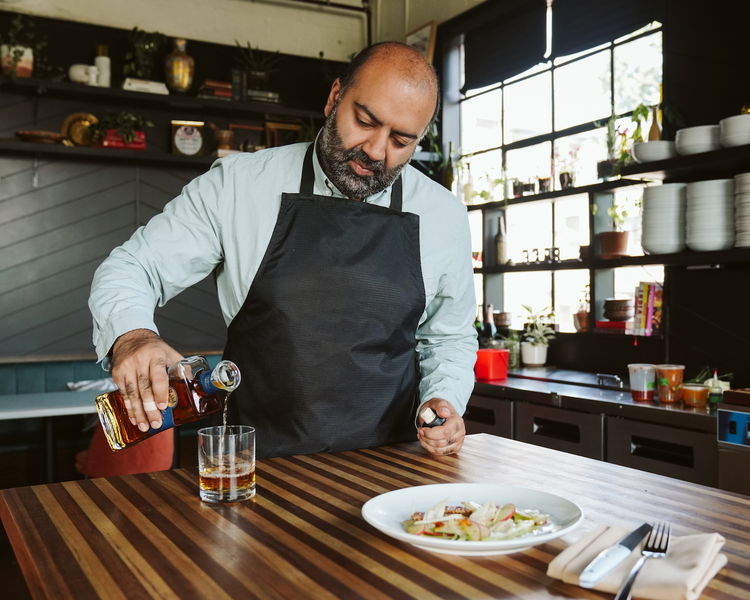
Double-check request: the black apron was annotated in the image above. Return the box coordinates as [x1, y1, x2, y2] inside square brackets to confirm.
[223, 144, 426, 458]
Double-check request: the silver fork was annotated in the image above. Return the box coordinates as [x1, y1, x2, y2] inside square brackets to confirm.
[614, 521, 671, 600]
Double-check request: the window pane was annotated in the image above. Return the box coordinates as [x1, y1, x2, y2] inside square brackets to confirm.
[554, 269, 590, 333]
[506, 200, 552, 263]
[463, 150, 504, 205]
[506, 142, 551, 190]
[468, 210, 483, 267]
[503, 271, 553, 329]
[614, 32, 662, 115]
[504, 72, 551, 143]
[554, 129, 607, 189]
[554, 194, 590, 260]
[613, 186, 645, 256]
[460, 88, 502, 154]
[554, 50, 611, 130]
[613, 265, 664, 304]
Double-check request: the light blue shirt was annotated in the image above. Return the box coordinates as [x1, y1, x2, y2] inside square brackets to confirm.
[89, 141, 478, 415]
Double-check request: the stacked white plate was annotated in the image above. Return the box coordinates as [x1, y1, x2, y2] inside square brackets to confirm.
[675, 125, 720, 155]
[686, 179, 735, 251]
[736, 172, 750, 247]
[641, 183, 686, 254]
[632, 141, 677, 163]
[719, 114, 750, 147]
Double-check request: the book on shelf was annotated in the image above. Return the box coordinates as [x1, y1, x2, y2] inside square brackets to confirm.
[631, 281, 663, 336]
[121, 78, 169, 95]
[595, 320, 628, 334]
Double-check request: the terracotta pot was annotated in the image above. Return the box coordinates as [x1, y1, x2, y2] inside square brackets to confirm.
[598, 231, 629, 259]
[573, 311, 590, 332]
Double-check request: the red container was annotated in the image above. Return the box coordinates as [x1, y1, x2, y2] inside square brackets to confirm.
[475, 348, 509, 380]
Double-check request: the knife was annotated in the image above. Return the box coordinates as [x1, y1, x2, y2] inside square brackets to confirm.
[579, 523, 652, 588]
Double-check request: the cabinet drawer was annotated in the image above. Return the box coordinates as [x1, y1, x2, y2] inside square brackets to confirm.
[515, 403, 603, 459]
[464, 394, 512, 438]
[607, 417, 717, 486]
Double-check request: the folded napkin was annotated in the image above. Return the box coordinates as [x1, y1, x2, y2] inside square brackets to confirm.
[547, 523, 727, 600]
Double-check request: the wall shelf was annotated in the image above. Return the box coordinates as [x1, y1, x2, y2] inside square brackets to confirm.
[0, 139, 216, 168]
[619, 143, 750, 181]
[466, 178, 648, 211]
[0, 75, 321, 122]
[477, 247, 750, 273]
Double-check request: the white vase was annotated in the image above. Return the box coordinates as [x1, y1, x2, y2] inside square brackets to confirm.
[520, 342, 547, 367]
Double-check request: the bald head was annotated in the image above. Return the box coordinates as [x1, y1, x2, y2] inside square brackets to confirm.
[338, 42, 440, 132]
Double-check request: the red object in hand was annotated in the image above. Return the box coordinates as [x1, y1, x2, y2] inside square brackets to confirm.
[474, 348, 509, 380]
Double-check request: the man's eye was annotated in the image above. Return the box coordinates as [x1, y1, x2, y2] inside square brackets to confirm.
[393, 138, 409, 148]
[357, 118, 373, 128]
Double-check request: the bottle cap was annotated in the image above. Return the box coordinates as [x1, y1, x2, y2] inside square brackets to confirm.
[96, 44, 108, 57]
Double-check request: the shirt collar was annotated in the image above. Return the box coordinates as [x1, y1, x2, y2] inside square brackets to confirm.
[311, 134, 392, 205]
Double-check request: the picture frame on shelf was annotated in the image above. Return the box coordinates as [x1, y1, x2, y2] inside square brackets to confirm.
[405, 21, 437, 63]
[265, 121, 302, 148]
[229, 122, 266, 152]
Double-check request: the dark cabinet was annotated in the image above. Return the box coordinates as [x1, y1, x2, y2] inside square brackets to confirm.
[515, 402, 603, 460]
[607, 417, 717, 486]
[464, 394, 512, 438]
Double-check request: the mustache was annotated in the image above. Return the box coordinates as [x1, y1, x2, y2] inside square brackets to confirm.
[343, 146, 384, 173]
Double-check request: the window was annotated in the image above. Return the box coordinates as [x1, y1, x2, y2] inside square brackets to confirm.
[460, 23, 662, 330]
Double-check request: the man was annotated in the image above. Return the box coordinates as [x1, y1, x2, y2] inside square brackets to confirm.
[89, 41, 477, 459]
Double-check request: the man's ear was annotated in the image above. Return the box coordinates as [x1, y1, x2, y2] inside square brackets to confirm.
[324, 78, 342, 117]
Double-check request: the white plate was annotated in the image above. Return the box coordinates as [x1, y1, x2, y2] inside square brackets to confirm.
[361, 483, 583, 556]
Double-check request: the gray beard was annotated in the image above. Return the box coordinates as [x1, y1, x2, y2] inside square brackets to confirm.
[317, 106, 410, 200]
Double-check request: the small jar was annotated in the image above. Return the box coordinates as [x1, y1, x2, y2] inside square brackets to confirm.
[681, 383, 709, 408]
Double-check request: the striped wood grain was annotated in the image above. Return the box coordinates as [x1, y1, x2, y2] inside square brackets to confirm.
[1, 434, 748, 599]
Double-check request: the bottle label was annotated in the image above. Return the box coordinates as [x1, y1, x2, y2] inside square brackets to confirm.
[148, 406, 176, 434]
[167, 386, 178, 407]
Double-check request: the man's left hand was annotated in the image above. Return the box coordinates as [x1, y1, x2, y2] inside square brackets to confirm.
[417, 398, 465, 456]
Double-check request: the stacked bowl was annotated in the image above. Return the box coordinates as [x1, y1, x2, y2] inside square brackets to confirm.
[686, 179, 735, 251]
[675, 125, 721, 155]
[632, 141, 677, 163]
[719, 114, 750, 147]
[641, 183, 686, 254]
[736, 172, 750, 248]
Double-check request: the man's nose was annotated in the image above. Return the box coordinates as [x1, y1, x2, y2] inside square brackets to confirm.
[362, 130, 388, 163]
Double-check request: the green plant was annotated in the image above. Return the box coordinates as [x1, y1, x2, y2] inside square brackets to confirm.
[520, 305, 556, 346]
[0, 14, 61, 79]
[88, 111, 154, 144]
[234, 40, 283, 73]
[577, 284, 591, 312]
[123, 27, 165, 80]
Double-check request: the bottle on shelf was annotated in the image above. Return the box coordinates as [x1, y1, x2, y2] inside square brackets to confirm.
[708, 370, 723, 405]
[495, 213, 507, 266]
[96, 356, 241, 450]
[483, 303, 498, 341]
[462, 162, 474, 205]
[648, 105, 661, 141]
[165, 38, 195, 94]
[94, 44, 111, 87]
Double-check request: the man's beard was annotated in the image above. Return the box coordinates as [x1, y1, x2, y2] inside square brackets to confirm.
[317, 105, 411, 200]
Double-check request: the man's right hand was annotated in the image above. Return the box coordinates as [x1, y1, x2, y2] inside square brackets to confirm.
[110, 329, 184, 432]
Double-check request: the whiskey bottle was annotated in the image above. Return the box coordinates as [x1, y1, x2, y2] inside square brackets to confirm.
[96, 356, 241, 451]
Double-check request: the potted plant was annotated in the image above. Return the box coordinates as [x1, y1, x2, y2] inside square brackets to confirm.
[1, 14, 36, 78]
[594, 200, 631, 259]
[520, 305, 556, 367]
[573, 284, 591, 332]
[555, 145, 579, 189]
[235, 40, 283, 91]
[88, 111, 154, 150]
[123, 27, 165, 82]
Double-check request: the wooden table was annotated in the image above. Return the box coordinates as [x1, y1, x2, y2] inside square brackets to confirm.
[1, 434, 748, 599]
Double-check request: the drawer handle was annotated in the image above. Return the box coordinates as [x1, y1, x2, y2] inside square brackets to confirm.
[464, 405, 495, 426]
[630, 435, 693, 467]
[532, 417, 581, 443]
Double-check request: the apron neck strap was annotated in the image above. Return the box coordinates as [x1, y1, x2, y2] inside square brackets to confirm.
[301, 143, 403, 211]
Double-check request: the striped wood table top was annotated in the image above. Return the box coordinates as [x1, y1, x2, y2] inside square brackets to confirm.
[1, 433, 749, 599]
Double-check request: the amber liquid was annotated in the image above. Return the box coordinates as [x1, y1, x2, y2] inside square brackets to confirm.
[199, 460, 256, 502]
[96, 376, 223, 450]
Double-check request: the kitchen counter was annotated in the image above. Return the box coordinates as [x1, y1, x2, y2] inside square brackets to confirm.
[474, 367, 715, 433]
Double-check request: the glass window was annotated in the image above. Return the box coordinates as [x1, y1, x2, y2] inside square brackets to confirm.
[506, 200, 552, 264]
[554, 269, 590, 333]
[614, 32, 662, 115]
[613, 186, 645, 256]
[553, 129, 607, 189]
[504, 271, 553, 330]
[504, 72, 551, 144]
[464, 149, 504, 204]
[505, 142, 551, 189]
[554, 50, 611, 131]
[553, 194, 590, 260]
[613, 265, 664, 302]
[460, 88, 502, 155]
